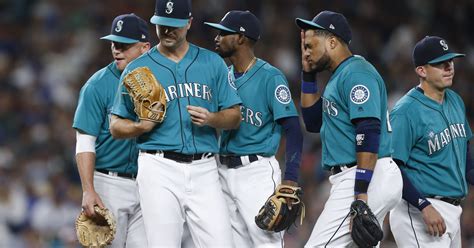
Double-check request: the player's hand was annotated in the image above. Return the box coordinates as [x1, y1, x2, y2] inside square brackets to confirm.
[281, 180, 299, 209]
[82, 190, 105, 218]
[421, 205, 446, 237]
[187, 105, 214, 127]
[300, 30, 312, 73]
[350, 194, 368, 231]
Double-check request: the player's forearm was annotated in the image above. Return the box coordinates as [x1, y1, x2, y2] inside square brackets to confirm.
[356, 152, 377, 170]
[76, 152, 96, 192]
[208, 105, 241, 129]
[300, 72, 321, 107]
[110, 115, 153, 139]
[278, 117, 303, 181]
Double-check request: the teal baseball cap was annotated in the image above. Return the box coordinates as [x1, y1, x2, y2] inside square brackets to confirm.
[150, 0, 192, 28]
[100, 13, 149, 44]
[413, 36, 465, 66]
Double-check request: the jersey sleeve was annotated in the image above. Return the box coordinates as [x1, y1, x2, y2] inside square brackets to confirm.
[72, 83, 105, 137]
[267, 73, 298, 121]
[216, 60, 242, 110]
[111, 79, 137, 120]
[344, 72, 381, 120]
[390, 112, 416, 163]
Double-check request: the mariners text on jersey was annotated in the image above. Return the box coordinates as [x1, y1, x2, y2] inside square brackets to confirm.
[163, 82, 212, 102]
[428, 123, 467, 155]
[240, 105, 263, 127]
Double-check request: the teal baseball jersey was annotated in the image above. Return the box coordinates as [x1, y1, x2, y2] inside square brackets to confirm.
[219, 58, 298, 156]
[391, 88, 472, 198]
[112, 44, 242, 154]
[320, 55, 391, 169]
[73, 62, 138, 174]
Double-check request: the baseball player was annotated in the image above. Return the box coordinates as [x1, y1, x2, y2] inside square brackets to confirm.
[295, 11, 403, 247]
[389, 36, 473, 248]
[72, 13, 150, 247]
[204, 10, 303, 247]
[109, 0, 242, 247]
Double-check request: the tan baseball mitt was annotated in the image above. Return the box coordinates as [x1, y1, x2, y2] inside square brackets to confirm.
[123, 66, 167, 123]
[255, 184, 305, 232]
[75, 206, 116, 248]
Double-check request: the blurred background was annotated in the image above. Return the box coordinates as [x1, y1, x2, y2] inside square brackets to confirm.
[0, 0, 473, 247]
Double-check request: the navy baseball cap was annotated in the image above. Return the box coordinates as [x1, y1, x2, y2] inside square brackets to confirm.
[204, 10, 261, 41]
[296, 10, 352, 44]
[413, 36, 465, 67]
[101, 13, 149, 44]
[150, 0, 192, 28]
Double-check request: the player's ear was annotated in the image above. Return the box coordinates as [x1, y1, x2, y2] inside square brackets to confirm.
[415, 66, 427, 78]
[140, 42, 151, 53]
[328, 35, 338, 50]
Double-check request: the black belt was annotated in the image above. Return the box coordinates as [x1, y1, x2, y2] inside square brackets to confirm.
[330, 162, 357, 175]
[96, 169, 136, 180]
[427, 196, 463, 206]
[142, 150, 213, 163]
[219, 155, 259, 169]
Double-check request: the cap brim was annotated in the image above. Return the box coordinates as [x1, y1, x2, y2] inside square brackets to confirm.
[203, 22, 237, 33]
[150, 16, 189, 28]
[295, 18, 325, 30]
[428, 53, 465, 64]
[100, 35, 138, 44]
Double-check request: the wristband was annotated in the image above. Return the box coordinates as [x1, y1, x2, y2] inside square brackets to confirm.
[354, 168, 373, 195]
[302, 81, 318, 94]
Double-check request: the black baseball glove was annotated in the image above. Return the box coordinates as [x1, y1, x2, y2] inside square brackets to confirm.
[350, 200, 383, 247]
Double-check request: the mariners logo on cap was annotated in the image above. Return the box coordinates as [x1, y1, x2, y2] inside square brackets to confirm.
[165, 0, 174, 14]
[275, 85, 291, 104]
[440, 40, 448, 51]
[350, 85, 370, 104]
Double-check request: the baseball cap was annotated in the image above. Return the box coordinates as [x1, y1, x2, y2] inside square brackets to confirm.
[413, 36, 465, 67]
[295, 10, 352, 44]
[150, 0, 192, 28]
[100, 13, 149, 44]
[204, 10, 261, 41]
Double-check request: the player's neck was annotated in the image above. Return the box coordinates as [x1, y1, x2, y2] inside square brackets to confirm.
[419, 82, 446, 104]
[230, 50, 256, 73]
[329, 48, 352, 72]
[157, 41, 189, 63]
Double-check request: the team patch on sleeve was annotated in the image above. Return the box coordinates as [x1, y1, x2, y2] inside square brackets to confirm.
[275, 85, 291, 104]
[350, 85, 370, 104]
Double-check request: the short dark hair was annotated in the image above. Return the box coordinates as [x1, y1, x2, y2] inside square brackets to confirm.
[311, 29, 346, 45]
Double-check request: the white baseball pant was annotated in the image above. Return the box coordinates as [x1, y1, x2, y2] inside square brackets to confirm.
[390, 198, 462, 248]
[93, 171, 146, 247]
[305, 157, 402, 248]
[218, 155, 284, 248]
[137, 152, 234, 248]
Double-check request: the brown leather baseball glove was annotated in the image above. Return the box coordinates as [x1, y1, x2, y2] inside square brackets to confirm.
[75, 205, 116, 247]
[255, 184, 305, 232]
[123, 66, 167, 123]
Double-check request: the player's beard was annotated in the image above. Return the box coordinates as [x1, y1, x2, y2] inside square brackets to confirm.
[312, 50, 331, 73]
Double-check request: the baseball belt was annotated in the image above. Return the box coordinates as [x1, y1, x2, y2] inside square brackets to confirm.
[219, 154, 259, 168]
[330, 162, 357, 175]
[427, 195, 463, 206]
[96, 169, 136, 180]
[142, 150, 214, 163]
